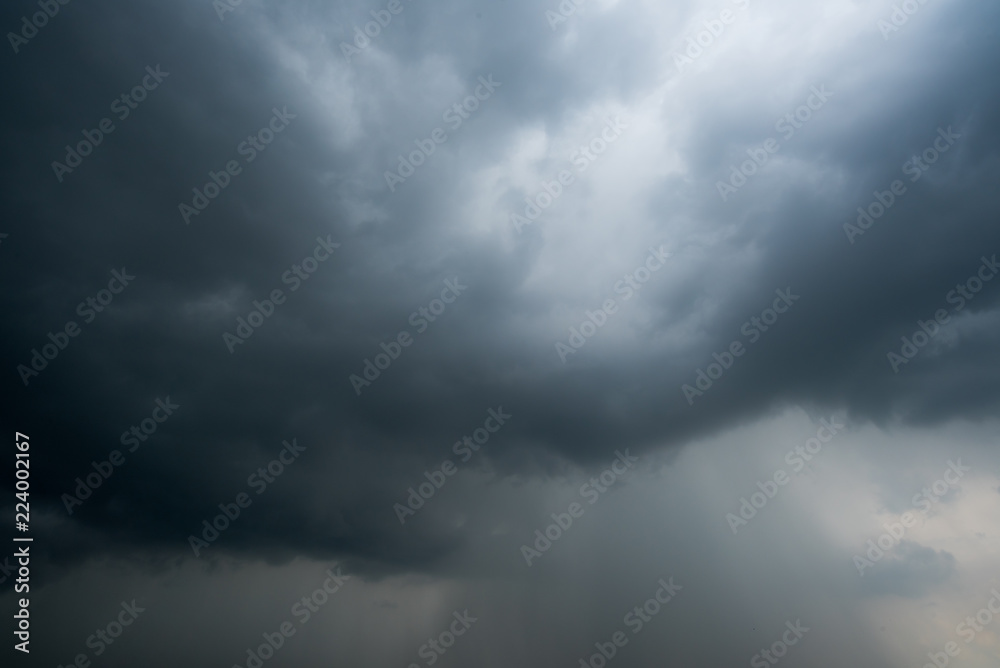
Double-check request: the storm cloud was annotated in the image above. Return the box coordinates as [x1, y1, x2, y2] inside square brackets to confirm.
[2, 0, 1000, 666]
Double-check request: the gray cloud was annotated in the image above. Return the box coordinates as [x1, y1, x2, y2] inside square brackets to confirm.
[2, 0, 1000, 665]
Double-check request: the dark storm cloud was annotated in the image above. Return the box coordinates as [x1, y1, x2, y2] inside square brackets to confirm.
[0, 0, 998, 603]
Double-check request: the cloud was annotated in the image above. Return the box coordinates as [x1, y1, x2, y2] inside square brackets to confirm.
[2, 0, 1000, 665]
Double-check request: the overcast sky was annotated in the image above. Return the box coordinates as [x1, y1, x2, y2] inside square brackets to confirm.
[2, 0, 1000, 666]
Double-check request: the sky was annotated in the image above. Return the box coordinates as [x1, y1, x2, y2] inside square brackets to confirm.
[1, 0, 1000, 666]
